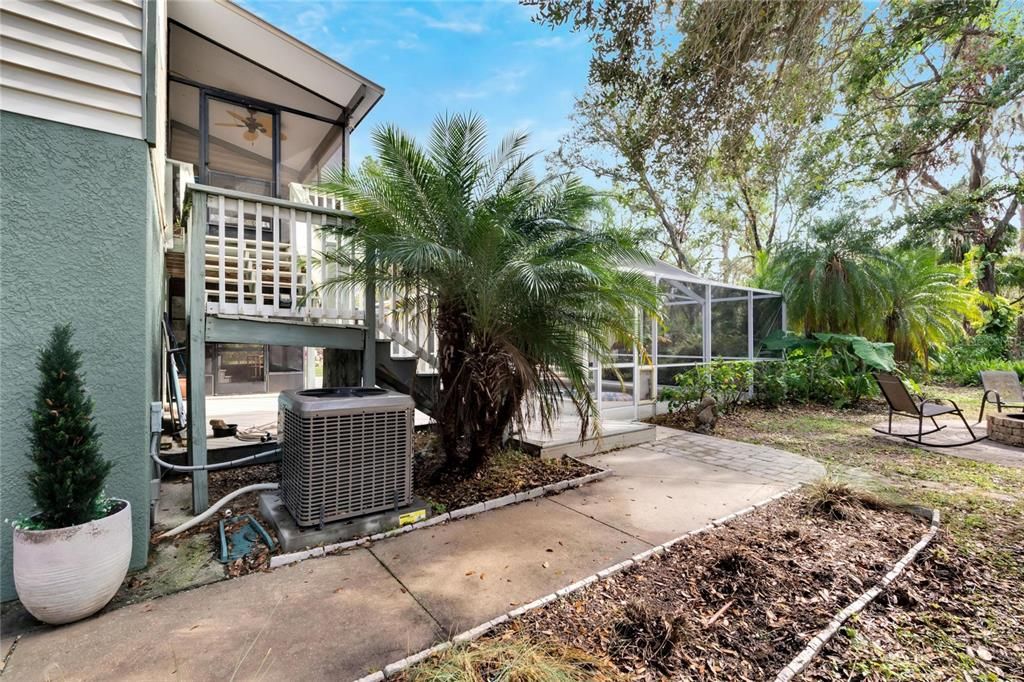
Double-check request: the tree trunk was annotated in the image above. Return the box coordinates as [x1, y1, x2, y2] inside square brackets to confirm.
[978, 258, 997, 295]
[434, 301, 520, 476]
[323, 348, 362, 387]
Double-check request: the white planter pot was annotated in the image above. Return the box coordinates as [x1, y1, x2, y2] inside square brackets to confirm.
[13, 500, 132, 625]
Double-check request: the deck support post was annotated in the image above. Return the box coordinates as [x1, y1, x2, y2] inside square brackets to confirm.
[362, 247, 376, 387]
[187, 190, 209, 512]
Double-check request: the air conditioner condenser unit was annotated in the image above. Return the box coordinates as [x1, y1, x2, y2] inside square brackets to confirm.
[278, 387, 414, 527]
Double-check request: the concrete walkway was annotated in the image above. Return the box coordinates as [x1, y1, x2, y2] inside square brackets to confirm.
[2, 431, 824, 682]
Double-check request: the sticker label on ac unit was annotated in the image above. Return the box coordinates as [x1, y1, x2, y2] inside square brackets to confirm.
[399, 509, 427, 526]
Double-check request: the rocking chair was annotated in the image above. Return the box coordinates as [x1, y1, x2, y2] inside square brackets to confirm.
[872, 372, 986, 447]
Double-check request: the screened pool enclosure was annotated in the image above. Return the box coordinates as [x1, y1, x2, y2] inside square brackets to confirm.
[595, 260, 785, 421]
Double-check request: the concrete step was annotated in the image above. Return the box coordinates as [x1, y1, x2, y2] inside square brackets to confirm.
[511, 419, 657, 460]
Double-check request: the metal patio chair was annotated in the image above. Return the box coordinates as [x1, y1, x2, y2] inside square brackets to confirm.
[978, 370, 1024, 423]
[872, 372, 986, 447]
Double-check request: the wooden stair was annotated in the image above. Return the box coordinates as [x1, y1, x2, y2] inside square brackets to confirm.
[203, 235, 302, 308]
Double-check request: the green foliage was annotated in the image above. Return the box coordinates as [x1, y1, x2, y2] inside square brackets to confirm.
[842, 0, 1024, 294]
[979, 296, 1019, 338]
[25, 324, 113, 530]
[317, 113, 658, 472]
[763, 331, 896, 372]
[751, 361, 787, 407]
[761, 214, 887, 336]
[659, 360, 752, 414]
[935, 332, 1024, 385]
[845, 0, 1024, 176]
[940, 358, 1024, 387]
[876, 250, 970, 365]
[531, 0, 863, 269]
[755, 331, 890, 407]
[762, 230, 974, 367]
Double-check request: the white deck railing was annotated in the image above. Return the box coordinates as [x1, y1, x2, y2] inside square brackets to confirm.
[295, 185, 438, 369]
[183, 180, 439, 368]
[187, 184, 362, 324]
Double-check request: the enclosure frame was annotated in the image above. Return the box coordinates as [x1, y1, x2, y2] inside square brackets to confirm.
[595, 260, 786, 421]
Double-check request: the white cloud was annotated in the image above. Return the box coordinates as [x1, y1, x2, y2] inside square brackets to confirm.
[449, 68, 529, 100]
[395, 32, 424, 50]
[400, 7, 485, 34]
[516, 35, 584, 49]
[425, 18, 485, 33]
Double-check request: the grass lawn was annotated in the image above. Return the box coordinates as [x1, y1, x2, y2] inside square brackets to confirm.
[715, 399, 1024, 680]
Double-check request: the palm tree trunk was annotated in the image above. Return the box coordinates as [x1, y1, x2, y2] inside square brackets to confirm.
[435, 301, 521, 475]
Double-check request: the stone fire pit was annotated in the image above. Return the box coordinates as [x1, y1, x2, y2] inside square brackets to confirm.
[986, 413, 1024, 447]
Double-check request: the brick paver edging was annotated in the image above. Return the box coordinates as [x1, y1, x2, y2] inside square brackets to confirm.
[773, 507, 942, 682]
[351, 484, 804, 682]
[269, 462, 612, 570]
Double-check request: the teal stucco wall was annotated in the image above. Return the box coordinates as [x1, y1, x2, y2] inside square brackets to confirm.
[0, 112, 161, 600]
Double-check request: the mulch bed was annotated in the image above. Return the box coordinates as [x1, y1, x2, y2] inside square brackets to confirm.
[484, 494, 928, 680]
[805, 535, 1024, 681]
[413, 436, 597, 511]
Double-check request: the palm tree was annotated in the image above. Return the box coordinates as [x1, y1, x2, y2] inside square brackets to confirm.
[761, 213, 887, 336]
[875, 249, 969, 368]
[317, 114, 658, 474]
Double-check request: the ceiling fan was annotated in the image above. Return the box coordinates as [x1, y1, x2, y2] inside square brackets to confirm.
[215, 108, 287, 144]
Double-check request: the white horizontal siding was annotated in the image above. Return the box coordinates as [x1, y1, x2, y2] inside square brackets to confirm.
[0, 0, 145, 139]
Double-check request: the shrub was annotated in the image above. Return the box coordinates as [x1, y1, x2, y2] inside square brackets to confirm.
[752, 361, 787, 407]
[25, 324, 112, 530]
[660, 360, 752, 414]
[803, 479, 887, 521]
[935, 333, 1016, 385]
[753, 331, 888, 407]
[939, 358, 1024, 387]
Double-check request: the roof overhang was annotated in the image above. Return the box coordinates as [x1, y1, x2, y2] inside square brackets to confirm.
[168, 0, 384, 130]
[624, 258, 783, 297]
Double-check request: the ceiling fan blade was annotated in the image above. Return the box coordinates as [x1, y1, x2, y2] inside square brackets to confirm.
[215, 122, 244, 127]
[226, 110, 249, 123]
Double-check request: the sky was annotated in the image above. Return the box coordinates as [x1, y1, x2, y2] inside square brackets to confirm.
[239, 0, 593, 170]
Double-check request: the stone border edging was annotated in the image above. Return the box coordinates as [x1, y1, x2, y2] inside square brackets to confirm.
[773, 507, 942, 682]
[351, 484, 803, 682]
[269, 463, 612, 570]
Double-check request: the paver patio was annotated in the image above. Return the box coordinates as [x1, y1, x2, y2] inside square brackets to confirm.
[1, 431, 824, 681]
[872, 418, 1024, 468]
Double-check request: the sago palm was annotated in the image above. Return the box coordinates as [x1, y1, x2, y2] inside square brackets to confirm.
[763, 214, 886, 336]
[316, 114, 658, 474]
[875, 249, 969, 368]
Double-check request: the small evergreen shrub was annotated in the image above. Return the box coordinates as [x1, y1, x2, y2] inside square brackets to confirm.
[24, 324, 113, 530]
[660, 360, 753, 414]
[751, 361, 787, 407]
